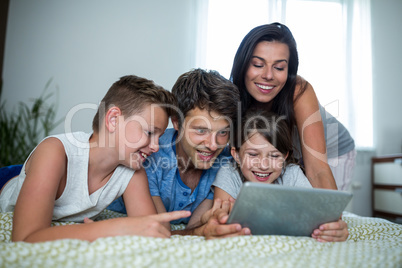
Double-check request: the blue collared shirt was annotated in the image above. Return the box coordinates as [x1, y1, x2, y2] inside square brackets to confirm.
[107, 128, 231, 224]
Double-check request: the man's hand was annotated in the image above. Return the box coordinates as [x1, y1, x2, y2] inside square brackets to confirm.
[199, 198, 233, 225]
[198, 199, 251, 239]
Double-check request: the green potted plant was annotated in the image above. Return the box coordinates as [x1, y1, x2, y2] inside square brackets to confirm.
[0, 79, 62, 167]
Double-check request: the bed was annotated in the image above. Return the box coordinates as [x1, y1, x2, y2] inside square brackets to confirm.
[0, 210, 401, 267]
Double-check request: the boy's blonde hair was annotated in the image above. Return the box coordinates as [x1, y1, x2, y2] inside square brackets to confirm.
[92, 75, 176, 132]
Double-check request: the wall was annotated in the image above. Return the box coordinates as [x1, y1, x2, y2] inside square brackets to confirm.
[350, 0, 402, 217]
[2, 0, 199, 134]
[371, 0, 402, 156]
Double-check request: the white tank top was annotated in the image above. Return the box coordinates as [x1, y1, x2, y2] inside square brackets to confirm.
[0, 132, 134, 222]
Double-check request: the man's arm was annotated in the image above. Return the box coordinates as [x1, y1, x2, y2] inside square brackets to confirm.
[172, 199, 251, 239]
[186, 198, 213, 229]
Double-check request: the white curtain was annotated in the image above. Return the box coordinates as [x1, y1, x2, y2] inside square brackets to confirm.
[198, 0, 373, 148]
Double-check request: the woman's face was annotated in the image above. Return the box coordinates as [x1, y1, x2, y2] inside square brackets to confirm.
[231, 132, 287, 184]
[244, 41, 290, 104]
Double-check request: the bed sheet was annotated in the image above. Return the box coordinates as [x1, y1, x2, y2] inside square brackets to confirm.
[1, 210, 401, 267]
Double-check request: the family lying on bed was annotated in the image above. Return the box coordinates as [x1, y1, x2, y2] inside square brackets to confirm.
[0, 23, 355, 243]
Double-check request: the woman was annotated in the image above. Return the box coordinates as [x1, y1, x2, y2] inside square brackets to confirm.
[231, 22, 355, 190]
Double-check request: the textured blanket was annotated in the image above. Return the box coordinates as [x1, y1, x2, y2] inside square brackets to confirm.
[1, 210, 401, 267]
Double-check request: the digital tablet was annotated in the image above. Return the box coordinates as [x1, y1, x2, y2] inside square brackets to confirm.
[226, 182, 353, 236]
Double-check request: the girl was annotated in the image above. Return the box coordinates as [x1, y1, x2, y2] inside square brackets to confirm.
[231, 22, 356, 190]
[212, 109, 349, 242]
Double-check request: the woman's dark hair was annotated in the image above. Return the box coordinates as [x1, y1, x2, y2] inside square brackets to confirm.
[230, 22, 307, 133]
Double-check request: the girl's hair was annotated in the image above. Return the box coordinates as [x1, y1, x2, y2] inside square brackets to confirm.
[232, 109, 299, 181]
[230, 22, 307, 134]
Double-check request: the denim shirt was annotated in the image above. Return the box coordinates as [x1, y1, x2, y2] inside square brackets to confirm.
[107, 128, 231, 224]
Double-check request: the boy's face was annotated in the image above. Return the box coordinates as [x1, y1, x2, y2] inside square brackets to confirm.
[232, 132, 287, 183]
[117, 104, 168, 170]
[173, 107, 230, 170]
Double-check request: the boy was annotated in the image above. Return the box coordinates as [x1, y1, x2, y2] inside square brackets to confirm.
[108, 69, 250, 238]
[0, 75, 190, 242]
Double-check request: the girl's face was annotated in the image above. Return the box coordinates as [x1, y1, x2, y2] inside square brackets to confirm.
[231, 132, 287, 183]
[244, 41, 290, 104]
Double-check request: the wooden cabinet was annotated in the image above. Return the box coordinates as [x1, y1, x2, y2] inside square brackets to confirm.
[371, 154, 402, 223]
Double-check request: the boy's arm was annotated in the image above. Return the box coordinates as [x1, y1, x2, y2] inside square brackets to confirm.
[12, 138, 68, 242]
[150, 196, 170, 230]
[123, 168, 157, 217]
[151, 196, 167, 214]
[12, 138, 190, 242]
[23, 210, 191, 242]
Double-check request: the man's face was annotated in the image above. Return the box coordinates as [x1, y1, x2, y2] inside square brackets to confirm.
[173, 107, 230, 171]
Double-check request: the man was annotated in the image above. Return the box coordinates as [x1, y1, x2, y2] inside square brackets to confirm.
[108, 69, 249, 237]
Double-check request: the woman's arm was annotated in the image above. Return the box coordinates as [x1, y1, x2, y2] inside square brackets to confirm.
[293, 79, 337, 189]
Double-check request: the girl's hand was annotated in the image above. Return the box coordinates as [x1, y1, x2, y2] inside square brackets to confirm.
[311, 217, 348, 242]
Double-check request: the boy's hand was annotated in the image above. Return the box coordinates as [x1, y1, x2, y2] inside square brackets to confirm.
[85, 210, 191, 239]
[311, 217, 348, 242]
[124, 210, 192, 238]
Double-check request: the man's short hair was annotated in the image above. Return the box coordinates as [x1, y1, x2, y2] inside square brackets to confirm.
[172, 68, 240, 129]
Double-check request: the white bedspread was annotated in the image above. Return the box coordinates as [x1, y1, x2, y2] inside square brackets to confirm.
[1, 210, 401, 267]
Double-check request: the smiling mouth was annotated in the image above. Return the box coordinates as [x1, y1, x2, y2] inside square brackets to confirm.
[252, 171, 272, 179]
[140, 152, 148, 160]
[256, 83, 274, 90]
[197, 150, 215, 161]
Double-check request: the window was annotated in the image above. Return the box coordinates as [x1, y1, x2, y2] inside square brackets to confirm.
[199, 0, 373, 148]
